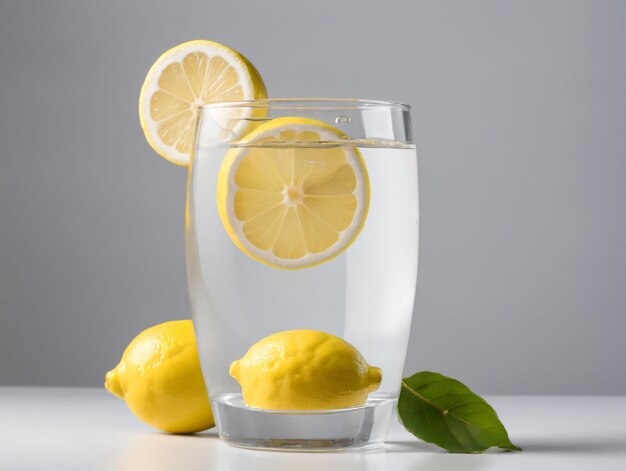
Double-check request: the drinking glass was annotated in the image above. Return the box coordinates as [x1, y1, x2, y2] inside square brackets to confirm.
[186, 99, 418, 451]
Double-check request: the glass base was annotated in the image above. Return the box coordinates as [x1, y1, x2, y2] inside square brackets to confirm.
[212, 393, 396, 452]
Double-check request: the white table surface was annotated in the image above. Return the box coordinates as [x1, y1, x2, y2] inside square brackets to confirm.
[1, 388, 625, 470]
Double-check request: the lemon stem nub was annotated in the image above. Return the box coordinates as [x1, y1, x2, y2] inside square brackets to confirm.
[229, 360, 241, 381]
[367, 367, 382, 392]
[105, 369, 123, 398]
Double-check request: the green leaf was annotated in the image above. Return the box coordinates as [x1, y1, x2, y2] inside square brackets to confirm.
[398, 371, 522, 453]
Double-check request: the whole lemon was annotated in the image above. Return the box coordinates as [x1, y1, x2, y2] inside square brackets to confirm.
[104, 320, 214, 434]
[230, 330, 382, 410]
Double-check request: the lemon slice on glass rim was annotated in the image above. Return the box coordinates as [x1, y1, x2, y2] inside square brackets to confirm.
[216, 117, 370, 269]
[139, 40, 267, 166]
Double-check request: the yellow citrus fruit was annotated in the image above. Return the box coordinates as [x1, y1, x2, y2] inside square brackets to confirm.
[104, 320, 214, 434]
[139, 40, 268, 166]
[229, 330, 382, 410]
[216, 117, 370, 269]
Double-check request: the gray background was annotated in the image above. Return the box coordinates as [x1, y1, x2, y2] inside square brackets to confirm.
[1, 0, 625, 394]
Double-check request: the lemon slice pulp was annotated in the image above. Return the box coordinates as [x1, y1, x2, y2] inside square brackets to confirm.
[216, 117, 370, 269]
[139, 40, 267, 166]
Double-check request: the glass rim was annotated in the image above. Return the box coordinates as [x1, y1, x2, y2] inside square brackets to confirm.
[198, 98, 411, 111]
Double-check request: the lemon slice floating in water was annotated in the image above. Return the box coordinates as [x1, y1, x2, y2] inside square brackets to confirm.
[216, 117, 370, 269]
[139, 40, 267, 166]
